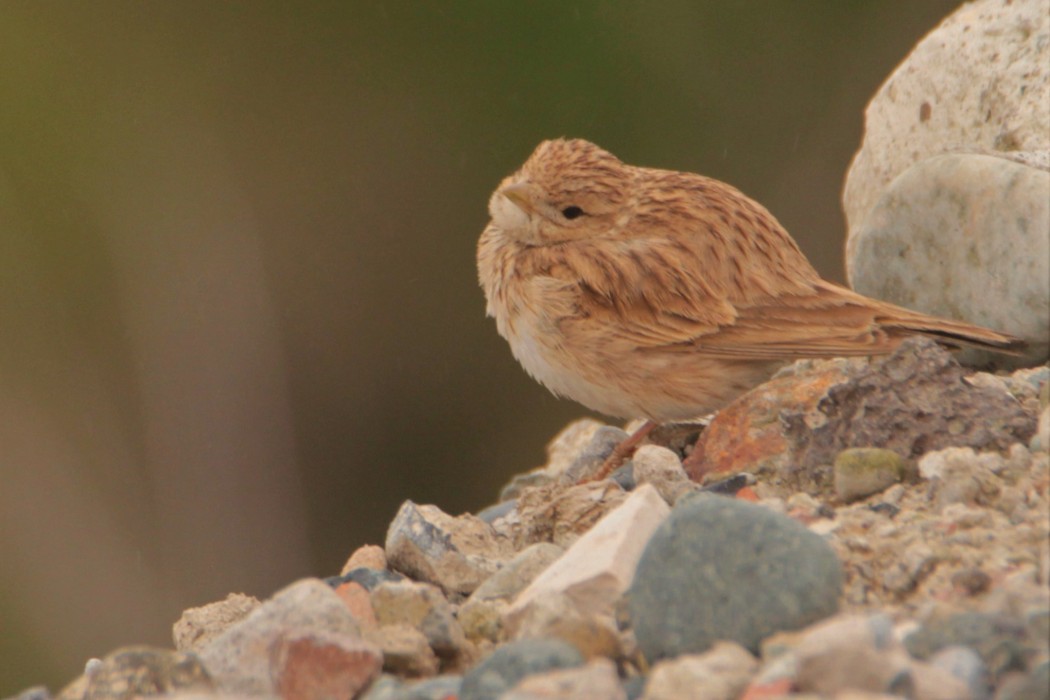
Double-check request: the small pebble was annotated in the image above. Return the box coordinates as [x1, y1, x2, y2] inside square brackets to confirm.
[928, 645, 990, 700]
[470, 542, 564, 602]
[610, 463, 636, 490]
[476, 498, 517, 524]
[951, 568, 993, 596]
[327, 567, 404, 591]
[341, 544, 388, 575]
[834, 447, 909, 502]
[699, 472, 755, 497]
[642, 642, 758, 700]
[564, 426, 629, 482]
[459, 638, 584, 700]
[631, 445, 691, 504]
[370, 580, 465, 659]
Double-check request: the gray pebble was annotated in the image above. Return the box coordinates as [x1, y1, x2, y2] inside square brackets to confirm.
[929, 645, 991, 700]
[359, 675, 462, 700]
[610, 463, 635, 491]
[904, 612, 1028, 678]
[564, 426, 629, 482]
[476, 499, 517, 524]
[459, 638, 584, 700]
[628, 493, 842, 661]
[622, 675, 646, 700]
[326, 567, 404, 591]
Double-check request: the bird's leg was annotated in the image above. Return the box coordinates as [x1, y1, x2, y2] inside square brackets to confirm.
[589, 420, 657, 481]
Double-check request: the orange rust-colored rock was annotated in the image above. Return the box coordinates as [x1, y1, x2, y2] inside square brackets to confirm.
[334, 581, 378, 631]
[686, 361, 854, 481]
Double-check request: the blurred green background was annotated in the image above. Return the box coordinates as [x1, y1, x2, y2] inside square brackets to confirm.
[0, 1, 959, 692]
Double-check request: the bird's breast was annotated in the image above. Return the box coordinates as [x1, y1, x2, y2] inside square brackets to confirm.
[491, 272, 645, 417]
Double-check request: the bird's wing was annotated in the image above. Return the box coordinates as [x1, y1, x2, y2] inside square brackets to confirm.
[554, 238, 1017, 360]
[545, 166, 1020, 360]
[563, 254, 893, 359]
[671, 283, 904, 359]
[550, 236, 737, 347]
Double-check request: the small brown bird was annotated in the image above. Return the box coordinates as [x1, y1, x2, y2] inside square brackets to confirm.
[477, 139, 1022, 471]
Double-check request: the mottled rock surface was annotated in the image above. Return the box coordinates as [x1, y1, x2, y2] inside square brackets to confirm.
[784, 339, 1035, 478]
[56, 648, 212, 700]
[172, 593, 260, 654]
[385, 501, 514, 595]
[196, 578, 371, 696]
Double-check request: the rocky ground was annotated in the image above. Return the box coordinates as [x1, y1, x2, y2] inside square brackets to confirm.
[10, 338, 1048, 700]
[8, 1, 1046, 697]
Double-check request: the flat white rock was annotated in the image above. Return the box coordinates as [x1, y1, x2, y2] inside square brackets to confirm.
[503, 483, 670, 631]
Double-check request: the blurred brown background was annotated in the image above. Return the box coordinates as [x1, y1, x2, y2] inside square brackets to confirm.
[0, 1, 960, 692]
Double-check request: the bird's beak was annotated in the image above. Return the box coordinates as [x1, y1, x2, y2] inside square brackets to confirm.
[499, 182, 536, 214]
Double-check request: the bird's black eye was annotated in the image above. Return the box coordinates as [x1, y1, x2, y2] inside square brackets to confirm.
[561, 205, 585, 220]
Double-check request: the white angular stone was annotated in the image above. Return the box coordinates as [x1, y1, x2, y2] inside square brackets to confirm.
[917, 447, 1004, 511]
[503, 484, 670, 631]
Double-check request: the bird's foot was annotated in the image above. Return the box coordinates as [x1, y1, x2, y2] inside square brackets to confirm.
[587, 420, 657, 482]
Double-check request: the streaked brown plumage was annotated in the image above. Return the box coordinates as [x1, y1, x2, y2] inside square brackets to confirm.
[477, 138, 1022, 425]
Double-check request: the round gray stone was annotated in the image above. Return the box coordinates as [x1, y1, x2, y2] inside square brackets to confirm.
[628, 494, 842, 661]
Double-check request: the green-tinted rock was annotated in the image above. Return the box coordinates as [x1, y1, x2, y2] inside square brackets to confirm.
[833, 447, 909, 502]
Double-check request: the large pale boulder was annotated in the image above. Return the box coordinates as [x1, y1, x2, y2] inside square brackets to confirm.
[843, 0, 1049, 363]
